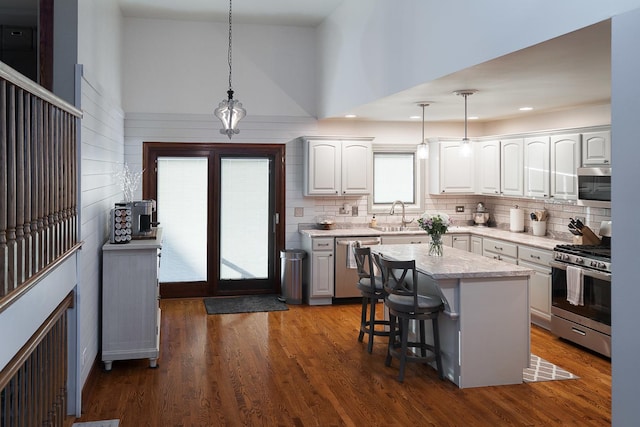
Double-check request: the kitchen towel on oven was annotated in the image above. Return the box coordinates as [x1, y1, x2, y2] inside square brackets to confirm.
[566, 265, 584, 306]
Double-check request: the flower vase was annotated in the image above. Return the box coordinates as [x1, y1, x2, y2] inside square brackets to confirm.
[429, 233, 444, 257]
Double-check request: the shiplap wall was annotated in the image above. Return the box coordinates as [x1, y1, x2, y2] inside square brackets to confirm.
[78, 69, 125, 385]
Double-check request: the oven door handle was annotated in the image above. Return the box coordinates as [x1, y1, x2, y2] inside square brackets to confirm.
[549, 260, 612, 282]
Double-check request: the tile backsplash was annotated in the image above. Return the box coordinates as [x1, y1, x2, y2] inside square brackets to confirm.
[304, 193, 611, 243]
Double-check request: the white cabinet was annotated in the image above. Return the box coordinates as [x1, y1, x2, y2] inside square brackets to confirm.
[102, 228, 163, 371]
[302, 137, 373, 196]
[470, 236, 483, 255]
[477, 138, 523, 196]
[476, 140, 500, 195]
[429, 140, 475, 194]
[381, 234, 429, 245]
[518, 245, 553, 330]
[582, 130, 611, 166]
[451, 234, 470, 251]
[301, 236, 334, 305]
[550, 133, 581, 200]
[523, 136, 550, 198]
[501, 138, 524, 196]
[482, 237, 518, 264]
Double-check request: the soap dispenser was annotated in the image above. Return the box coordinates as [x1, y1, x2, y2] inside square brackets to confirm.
[370, 215, 377, 227]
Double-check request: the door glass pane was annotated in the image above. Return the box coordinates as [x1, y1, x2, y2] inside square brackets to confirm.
[220, 158, 269, 280]
[157, 157, 208, 283]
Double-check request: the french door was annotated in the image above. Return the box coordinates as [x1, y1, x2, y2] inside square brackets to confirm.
[143, 143, 285, 298]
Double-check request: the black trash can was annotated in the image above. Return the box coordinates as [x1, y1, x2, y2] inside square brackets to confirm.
[279, 249, 306, 304]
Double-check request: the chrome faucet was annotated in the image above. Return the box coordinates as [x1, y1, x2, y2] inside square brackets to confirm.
[389, 200, 414, 228]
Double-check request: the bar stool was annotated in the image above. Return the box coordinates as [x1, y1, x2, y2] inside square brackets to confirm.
[379, 257, 445, 382]
[354, 247, 391, 353]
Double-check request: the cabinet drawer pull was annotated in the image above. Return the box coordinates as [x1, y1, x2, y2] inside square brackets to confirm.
[494, 246, 503, 251]
[318, 243, 330, 247]
[571, 327, 587, 336]
[530, 254, 541, 260]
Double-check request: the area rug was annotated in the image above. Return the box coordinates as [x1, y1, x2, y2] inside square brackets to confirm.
[72, 421, 119, 427]
[203, 295, 289, 315]
[523, 354, 579, 382]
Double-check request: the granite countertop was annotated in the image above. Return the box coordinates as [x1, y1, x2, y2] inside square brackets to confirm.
[300, 225, 565, 251]
[371, 244, 533, 280]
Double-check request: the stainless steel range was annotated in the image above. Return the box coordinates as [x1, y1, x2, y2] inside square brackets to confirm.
[550, 237, 611, 357]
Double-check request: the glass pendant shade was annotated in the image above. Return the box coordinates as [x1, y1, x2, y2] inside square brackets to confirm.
[417, 142, 429, 159]
[215, 89, 246, 139]
[416, 103, 430, 159]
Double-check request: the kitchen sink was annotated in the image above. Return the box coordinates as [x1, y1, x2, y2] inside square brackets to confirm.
[372, 226, 424, 232]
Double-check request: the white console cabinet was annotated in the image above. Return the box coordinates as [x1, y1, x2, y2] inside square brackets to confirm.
[102, 228, 163, 370]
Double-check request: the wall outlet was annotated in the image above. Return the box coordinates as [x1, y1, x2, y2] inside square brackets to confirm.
[352, 206, 358, 216]
[294, 207, 304, 217]
[456, 205, 465, 213]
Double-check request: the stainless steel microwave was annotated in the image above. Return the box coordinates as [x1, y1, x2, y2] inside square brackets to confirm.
[577, 167, 611, 209]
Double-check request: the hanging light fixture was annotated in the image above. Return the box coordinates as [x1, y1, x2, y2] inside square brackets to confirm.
[416, 103, 430, 159]
[214, 0, 246, 139]
[454, 90, 477, 157]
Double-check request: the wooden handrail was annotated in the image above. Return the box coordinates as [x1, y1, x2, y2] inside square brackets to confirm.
[0, 63, 81, 308]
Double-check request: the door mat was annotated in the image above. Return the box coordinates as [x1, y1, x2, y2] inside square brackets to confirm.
[203, 295, 289, 315]
[72, 421, 119, 427]
[523, 354, 579, 382]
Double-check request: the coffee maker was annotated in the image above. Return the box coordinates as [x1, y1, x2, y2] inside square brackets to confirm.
[131, 199, 156, 237]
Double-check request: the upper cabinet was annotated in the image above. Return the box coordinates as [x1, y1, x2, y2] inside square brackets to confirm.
[524, 133, 581, 201]
[524, 136, 550, 198]
[476, 140, 500, 195]
[476, 138, 524, 197]
[550, 133, 581, 200]
[429, 139, 475, 194]
[582, 130, 611, 166]
[302, 137, 373, 196]
[501, 138, 524, 197]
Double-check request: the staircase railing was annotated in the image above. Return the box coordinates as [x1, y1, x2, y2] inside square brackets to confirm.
[0, 62, 82, 313]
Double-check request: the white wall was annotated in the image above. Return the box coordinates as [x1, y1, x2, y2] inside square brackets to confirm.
[318, 0, 640, 119]
[122, 17, 317, 117]
[611, 8, 640, 426]
[76, 0, 125, 388]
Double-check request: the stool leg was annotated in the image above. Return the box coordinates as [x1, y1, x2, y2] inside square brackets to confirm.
[358, 296, 367, 342]
[367, 297, 376, 353]
[398, 317, 409, 383]
[419, 320, 427, 358]
[432, 317, 444, 380]
[385, 314, 396, 367]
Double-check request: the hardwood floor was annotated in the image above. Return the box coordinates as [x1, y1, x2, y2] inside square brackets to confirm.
[77, 299, 611, 426]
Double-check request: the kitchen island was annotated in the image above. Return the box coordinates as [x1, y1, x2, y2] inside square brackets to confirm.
[371, 244, 533, 388]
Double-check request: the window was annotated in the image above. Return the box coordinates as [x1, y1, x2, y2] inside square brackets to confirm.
[369, 146, 424, 214]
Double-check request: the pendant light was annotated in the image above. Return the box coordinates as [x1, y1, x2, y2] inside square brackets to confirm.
[454, 90, 477, 157]
[214, 0, 246, 139]
[416, 103, 430, 159]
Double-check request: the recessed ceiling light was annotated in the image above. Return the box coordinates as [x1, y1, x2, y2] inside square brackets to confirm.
[409, 115, 421, 119]
[344, 114, 357, 118]
[469, 116, 479, 120]
[519, 107, 533, 111]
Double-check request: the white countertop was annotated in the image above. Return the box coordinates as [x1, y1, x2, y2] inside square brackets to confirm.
[371, 244, 533, 280]
[300, 225, 564, 251]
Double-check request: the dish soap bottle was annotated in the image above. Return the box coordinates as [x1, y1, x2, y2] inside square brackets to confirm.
[370, 215, 377, 227]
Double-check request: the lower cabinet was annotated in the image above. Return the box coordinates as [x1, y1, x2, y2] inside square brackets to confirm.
[301, 236, 334, 305]
[451, 234, 470, 251]
[470, 236, 483, 255]
[518, 245, 553, 329]
[482, 237, 518, 264]
[381, 234, 429, 245]
[102, 229, 163, 371]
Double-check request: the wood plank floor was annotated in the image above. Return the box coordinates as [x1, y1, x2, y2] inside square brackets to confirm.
[77, 299, 611, 426]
